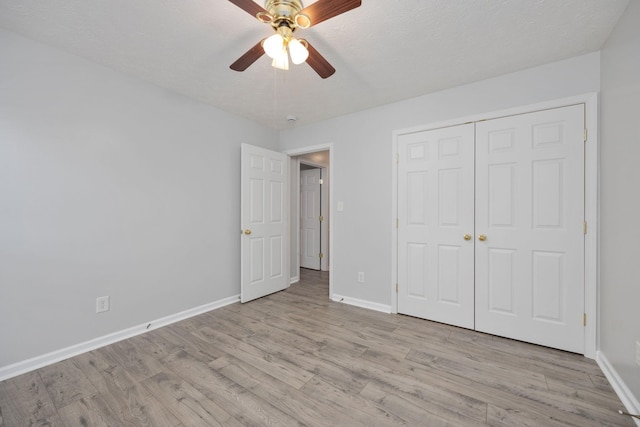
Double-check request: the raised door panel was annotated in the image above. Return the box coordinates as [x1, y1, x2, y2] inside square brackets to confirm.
[437, 244, 463, 305]
[407, 243, 428, 299]
[487, 248, 516, 315]
[249, 237, 265, 284]
[270, 235, 283, 278]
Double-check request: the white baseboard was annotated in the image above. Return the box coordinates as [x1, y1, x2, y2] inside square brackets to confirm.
[596, 351, 640, 426]
[290, 275, 300, 285]
[0, 294, 240, 382]
[331, 294, 391, 314]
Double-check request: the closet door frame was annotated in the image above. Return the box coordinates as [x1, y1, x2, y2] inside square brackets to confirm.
[391, 93, 599, 359]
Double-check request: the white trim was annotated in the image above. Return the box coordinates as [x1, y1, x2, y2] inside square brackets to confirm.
[292, 156, 301, 280]
[391, 131, 399, 314]
[0, 294, 240, 382]
[393, 94, 597, 137]
[391, 93, 599, 358]
[320, 166, 329, 271]
[583, 93, 599, 359]
[332, 294, 392, 314]
[290, 275, 300, 284]
[596, 351, 640, 426]
[284, 143, 334, 298]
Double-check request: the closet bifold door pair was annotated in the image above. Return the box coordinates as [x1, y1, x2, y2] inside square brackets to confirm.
[397, 104, 585, 354]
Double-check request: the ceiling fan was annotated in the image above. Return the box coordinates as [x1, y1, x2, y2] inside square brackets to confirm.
[228, 0, 362, 78]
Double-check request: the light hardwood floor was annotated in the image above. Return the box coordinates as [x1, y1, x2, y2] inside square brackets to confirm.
[0, 269, 635, 426]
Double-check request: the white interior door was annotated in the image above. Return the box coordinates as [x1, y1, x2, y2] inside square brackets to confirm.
[241, 143, 289, 303]
[300, 168, 321, 270]
[475, 105, 585, 353]
[397, 124, 476, 329]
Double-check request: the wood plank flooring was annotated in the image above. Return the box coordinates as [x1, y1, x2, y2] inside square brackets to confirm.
[0, 269, 634, 426]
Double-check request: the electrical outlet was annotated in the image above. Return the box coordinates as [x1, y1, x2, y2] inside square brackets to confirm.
[358, 272, 365, 283]
[96, 296, 110, 313]
[636, 341, 640, 367]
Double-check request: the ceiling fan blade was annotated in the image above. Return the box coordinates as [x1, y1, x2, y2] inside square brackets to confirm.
[299, 0, 361, 27]
[305, 41, 335, 79]
[230, 40, 265, 72]
[228, 0, 270, 20]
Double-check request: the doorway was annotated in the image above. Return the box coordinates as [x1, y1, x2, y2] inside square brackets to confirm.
[286, 145, 332, 298]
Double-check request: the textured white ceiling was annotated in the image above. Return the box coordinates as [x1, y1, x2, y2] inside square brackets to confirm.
[0, 0, 629, 129]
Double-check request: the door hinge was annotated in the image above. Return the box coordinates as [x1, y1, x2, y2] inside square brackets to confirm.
[319, 252, 324, 259]
[583, 313, 587, 326]
[396, 153, 399, 164]
[319, 215, 324, 222]
[584, 128, 588, 142]
[396, 283, 398, 293]
[583, 221, 587, 235]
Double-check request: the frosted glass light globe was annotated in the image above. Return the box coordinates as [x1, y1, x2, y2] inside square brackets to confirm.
[288, 38, 309, 65]
[263, 34, 284, 59]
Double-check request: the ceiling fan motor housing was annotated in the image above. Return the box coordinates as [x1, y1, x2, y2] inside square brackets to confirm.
[265, 0, 305, 29]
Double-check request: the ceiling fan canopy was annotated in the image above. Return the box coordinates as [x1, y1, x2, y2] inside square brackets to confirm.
[229, 0, 362, 78]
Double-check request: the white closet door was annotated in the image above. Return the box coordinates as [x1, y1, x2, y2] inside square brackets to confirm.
[475, 105, 585, 353]
[397, 124, 475, 329]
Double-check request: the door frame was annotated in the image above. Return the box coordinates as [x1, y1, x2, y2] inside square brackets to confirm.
[391, 93, 599, 358]
[285, 143, 334, 298]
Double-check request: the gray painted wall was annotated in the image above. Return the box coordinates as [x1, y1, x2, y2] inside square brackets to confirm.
[0, 28, 278, 368]
[600, 0, 640, 403]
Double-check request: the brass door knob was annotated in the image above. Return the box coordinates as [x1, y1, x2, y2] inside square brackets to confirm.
[243, 229, 252, 235]
[478, 234, 487, 241]
[463, 234, 472, 241]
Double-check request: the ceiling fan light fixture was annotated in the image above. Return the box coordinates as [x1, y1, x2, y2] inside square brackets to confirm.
[263, 33, 285, 59]
[288, 37, 309, 64]
[229, 0, 363, 78]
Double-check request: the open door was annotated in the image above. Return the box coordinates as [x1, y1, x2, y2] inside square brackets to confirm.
[241, 143, 289, 303]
